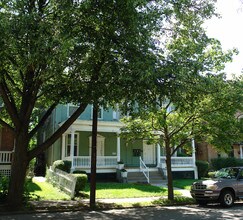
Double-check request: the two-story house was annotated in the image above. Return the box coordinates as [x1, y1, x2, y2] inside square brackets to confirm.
[40, 104, 198, 182]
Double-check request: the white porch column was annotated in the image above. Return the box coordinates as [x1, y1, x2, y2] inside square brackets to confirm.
[157, 143, 161, 168]
[61, 134, 65, 160]
[192, 138, 198, 179]
[240, 145, 243, 159]
[70, 128, 75, 172]
[117, 133, 121, 162]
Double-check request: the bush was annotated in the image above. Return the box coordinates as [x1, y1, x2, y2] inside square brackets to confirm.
[72, 170, 87, 174]
[72, 173, 88, 194]
[196, 160, 209, 179]
[211, 157, 243, 171]
[52, 160, 71, 173]
[0, 176, 9, 202]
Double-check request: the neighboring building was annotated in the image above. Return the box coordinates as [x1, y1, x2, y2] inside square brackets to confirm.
[196, 142, 228, 162]
[0, 126, 14, 176]
[40, 104, 198, 181]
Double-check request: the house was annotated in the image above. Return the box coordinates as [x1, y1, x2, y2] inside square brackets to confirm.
[0, 126, 14, 177]
[41, 104, 198, 182]
[196, 142, 228, 162]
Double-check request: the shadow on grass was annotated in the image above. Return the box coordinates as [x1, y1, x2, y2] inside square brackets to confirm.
[27, 181, 42, 192]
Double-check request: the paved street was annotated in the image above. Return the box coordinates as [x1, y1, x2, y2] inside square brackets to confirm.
[1, 203, 243, 220]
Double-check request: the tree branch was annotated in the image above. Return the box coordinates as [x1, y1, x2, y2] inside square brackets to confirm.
[0, 118, 14, 132]
[28, 103, 58, 139]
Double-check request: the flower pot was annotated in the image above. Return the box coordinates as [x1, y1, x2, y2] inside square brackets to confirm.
[118, 163, 124, 169]
[121, 171, 127, 178]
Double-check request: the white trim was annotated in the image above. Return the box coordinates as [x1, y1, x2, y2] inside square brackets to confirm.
[60, 120, 122, 133]
[240, 145, 243, 159]
[157, 143, 161, 167]
[117, 134, 121, 162]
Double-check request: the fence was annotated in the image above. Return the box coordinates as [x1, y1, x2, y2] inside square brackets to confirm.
[47, 167, 77, 199]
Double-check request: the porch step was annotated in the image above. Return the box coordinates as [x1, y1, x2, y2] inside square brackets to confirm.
[127, 170, 165, 184]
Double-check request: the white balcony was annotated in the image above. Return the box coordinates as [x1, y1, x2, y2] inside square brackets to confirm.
[72, 156, 117, 169]
[160, 156, 195, 168]
[0, 151, 12, 163]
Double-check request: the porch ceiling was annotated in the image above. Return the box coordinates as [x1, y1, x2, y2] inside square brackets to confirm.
[59, 120, 123, 133]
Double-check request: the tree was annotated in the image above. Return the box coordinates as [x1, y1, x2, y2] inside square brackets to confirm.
[120, 0, 241, 200]
[121, 74, 243, 200]
[0, 0, 162, 209]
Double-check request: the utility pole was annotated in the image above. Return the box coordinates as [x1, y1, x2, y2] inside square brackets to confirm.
[90, 102, 98, 209]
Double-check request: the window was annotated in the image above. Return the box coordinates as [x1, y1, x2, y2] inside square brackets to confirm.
[91, 105, 103, 119]
[67, 104, 79, 117]
[65, 133, 79, 157]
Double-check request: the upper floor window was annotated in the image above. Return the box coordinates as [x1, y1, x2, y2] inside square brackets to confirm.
[68, 104, 79, 117]
[91, 105, 103, 119]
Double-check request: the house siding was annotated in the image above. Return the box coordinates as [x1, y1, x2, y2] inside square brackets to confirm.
[0, 127, 14, 151]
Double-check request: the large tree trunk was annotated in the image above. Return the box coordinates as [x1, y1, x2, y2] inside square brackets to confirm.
[165, 140, 174, 200]
[7, 132, 29, 210]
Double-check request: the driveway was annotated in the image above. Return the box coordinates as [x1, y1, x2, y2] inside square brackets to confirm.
[1, 203, 243, 220]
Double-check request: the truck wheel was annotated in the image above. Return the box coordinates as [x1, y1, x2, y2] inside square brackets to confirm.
[196, 200, 208, 206]
[219, 190, 234, 207]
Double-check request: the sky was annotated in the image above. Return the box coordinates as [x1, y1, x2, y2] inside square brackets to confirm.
[204, 0, 243, 78]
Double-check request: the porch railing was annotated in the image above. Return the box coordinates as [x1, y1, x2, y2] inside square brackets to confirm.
[72, 156, 117, 168]
[139, 156, 149, 183]
[0, 151, 12, 163]
[160, 156, 194, 168]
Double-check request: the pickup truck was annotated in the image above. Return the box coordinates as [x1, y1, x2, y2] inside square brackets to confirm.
[190, 167, 243, 207]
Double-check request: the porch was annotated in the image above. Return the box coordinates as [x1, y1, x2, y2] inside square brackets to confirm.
[69, 155, 197, 175]
[0, 151, 13, 177]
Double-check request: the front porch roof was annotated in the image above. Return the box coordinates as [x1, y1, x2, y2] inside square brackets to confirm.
[59, 120, 123, 133]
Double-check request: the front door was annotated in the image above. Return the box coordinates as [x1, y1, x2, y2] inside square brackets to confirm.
[143, 141, 156, 165]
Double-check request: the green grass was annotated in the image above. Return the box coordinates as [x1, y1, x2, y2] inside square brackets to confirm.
[83, 183, 181, 199]
[173, 179, 196, 190]
[28, 180, 185, 201]
[28, 179, 70, 200]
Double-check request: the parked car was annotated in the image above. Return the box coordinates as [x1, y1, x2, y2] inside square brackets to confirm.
[190, 167, 243, 207]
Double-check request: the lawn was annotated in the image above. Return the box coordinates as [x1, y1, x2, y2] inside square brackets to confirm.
[28, 178, 70, 200]
[28, 179, 182, 200]
[173, 179, 196, 190]
[84, 183, 178, 199]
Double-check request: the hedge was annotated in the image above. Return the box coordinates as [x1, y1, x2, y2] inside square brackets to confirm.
[52, 160, 71, 173]
[211, 157, 243, 171]
[72, 173, 88, 193]
[196, 160, 209, 179]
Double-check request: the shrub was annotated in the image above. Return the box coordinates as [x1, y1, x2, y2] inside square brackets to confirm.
[208, 171, 216, 178]
[72, 173, 88, 194]
[196, 160, 209, 179]
[0, 176, 9, 202]
[211, 157, 243, 171]
[72, 170, 87, 174]
[52, 160, 71, 173]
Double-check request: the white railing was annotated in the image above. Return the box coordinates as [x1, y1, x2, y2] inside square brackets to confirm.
[139, 156, 149, 183]
[0, 151, 12, 163]
[47, 167, 77, 199]
[160, 156, 194, 168]
[72, 156, 117, 168]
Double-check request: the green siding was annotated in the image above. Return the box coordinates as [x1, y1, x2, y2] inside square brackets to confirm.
[120, 139, 143, 167]
[77, 132, 117, 156]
